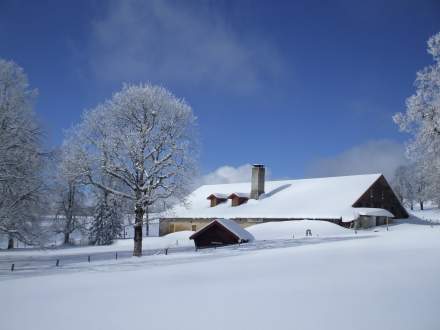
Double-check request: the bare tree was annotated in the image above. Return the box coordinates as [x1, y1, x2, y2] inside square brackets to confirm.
[64, 84, 197, 256]
[0, 59, 47, 248]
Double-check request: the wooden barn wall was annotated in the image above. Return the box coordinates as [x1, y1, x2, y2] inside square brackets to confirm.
[352, 175, 408, 218]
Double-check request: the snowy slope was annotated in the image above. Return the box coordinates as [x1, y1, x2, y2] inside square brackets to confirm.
[1, 222, 440, 330]
[167, 173, 383, 221]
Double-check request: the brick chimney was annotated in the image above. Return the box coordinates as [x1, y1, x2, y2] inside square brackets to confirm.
[250, 164, 265, 199]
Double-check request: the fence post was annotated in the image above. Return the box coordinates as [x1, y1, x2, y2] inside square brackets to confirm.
[115, 252, 118, 260]
[56, 259, 60, 267]
[164, 248, 168, 255]
[88, 255, 90, 263]
[11, 263, 14, 272]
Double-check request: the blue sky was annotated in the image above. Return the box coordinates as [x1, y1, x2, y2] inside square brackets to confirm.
[1, 0, 439, 181]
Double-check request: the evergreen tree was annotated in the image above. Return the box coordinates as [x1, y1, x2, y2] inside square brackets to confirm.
[89, 194, 123, 245]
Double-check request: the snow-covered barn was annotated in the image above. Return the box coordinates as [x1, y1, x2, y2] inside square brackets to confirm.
[160, 165, 408, 236]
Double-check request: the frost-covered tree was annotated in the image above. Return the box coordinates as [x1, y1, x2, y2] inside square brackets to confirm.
[0, 59, 46, 248]
[89, 191, 123, 245]
[52, 147, 88, 245]
[392, 165, 413, 208]
[413, 162, 429, 210]
[65, 84, 197, 256]
[393, 162, 428, 210]
[394, 32, 440, 207]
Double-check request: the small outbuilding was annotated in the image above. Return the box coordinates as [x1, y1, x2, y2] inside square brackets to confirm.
[190, 219, 254, 249]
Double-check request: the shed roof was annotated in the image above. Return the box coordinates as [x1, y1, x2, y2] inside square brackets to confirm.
[190, 219, 254, 241]
[166, 173, 389, 222]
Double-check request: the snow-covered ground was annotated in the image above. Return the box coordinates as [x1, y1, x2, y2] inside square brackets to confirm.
[0, 230, 195, 259]
[246, 219, 353, 240]
[1, 214, 440, 330]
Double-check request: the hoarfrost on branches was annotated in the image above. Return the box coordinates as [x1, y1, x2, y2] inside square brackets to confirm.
[64, 83, 198, 256]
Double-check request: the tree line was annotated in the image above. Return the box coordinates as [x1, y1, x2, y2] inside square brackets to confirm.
[0, 59, 197, 255]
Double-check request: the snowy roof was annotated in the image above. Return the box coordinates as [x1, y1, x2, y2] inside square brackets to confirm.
[166, 174, 388, 222]
[353, 208, 394, 218]
[190, 219, 254, 241]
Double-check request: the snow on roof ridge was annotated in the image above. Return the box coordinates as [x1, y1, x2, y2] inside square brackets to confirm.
[199, 173, 382, 189]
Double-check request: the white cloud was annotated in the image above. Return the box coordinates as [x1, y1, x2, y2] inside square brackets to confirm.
[85, 0, 283, 92]
[202, 164, 253, 185]
[306, 140, 408, 180]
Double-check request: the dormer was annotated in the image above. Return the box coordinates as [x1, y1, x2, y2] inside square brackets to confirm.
[228, 193, 250, 207]
[207, 193, 228, 207]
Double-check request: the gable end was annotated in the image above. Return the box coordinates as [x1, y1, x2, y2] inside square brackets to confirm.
[352, 175, 408, 218]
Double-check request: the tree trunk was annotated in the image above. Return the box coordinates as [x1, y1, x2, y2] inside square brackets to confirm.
[420, 201, 424, 210]
[410, 201, 414, 210]
[133, 204, 144, 257]
[64, 232, 70, 245]
[145, 207, 149, 237]
[7, 237, 14, 249]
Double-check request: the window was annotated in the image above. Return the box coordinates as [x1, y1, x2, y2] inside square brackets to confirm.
[191, 224, 197, 231]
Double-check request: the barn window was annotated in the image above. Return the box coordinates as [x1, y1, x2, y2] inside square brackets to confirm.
[169, 224, 175, 233]
[191, 224, 197, 231]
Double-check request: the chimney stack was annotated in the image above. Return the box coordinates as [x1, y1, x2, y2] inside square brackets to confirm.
[250, 164, 265, 199]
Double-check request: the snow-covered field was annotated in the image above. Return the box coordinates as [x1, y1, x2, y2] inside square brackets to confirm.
[1, 215, 440, 330]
